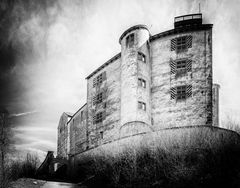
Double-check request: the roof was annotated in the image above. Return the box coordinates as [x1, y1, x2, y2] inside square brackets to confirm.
[85, 23, 213, 80]
[67, 103, 87, 124]
[85, 53, 121, 79]
[119, 24, 149, 44]
[64, 112, 73, 117]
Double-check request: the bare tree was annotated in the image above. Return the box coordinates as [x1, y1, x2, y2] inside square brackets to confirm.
[0, 108, 10, 188]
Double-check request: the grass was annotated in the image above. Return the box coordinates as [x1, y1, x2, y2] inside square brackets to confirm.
[71, 126, 240, 188]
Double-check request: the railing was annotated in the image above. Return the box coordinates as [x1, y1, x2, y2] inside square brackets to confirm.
[175, 14, 202, 22]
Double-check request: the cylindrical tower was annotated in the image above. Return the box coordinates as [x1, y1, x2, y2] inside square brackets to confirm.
[119, 25, 151, 136]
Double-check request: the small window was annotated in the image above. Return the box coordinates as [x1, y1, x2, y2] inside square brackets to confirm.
[170, 85, 192, 101]
[93, 91, 106, 105]
[100, 131, 103, 139]
[93, 111, 106, 124]
[126, 33, 134, 47]
[137, 52, 146, 63]
[80, 111, 84, 121]
[176, 36, 187, 52]
[171, 36, 192, 52]
[138, 78, 146, 88]
[93, 72, 106, 87]
[138, 101, 146, 111]
[176, 85, 187, 100]
[170, 59, 192, 75]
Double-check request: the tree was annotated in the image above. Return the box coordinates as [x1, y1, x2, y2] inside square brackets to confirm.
[0, 108, 10, 188]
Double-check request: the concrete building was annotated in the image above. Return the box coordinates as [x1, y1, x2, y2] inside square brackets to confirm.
[57, 13, 220, 158]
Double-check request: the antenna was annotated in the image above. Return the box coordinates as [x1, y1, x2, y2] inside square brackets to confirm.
[199, 3, 201, 13]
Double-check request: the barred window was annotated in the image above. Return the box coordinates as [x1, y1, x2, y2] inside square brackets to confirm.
[138, 101, 146, 111]
[93, 111, 106, 124]
[137, 52, 146, 63]
[170, 59, 192, 75]
[138, 78, 146, 88]
[93, 91, 106, 105]
[176, 85, 187, 100]
[93, 72, 106, 87]
[170, 85, 192, 101]
[126, 33, 134, 47]
[171, 35, 192, 52]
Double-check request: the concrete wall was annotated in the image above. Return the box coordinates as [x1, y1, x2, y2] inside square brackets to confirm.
[87, 58, 121, 149]
[151, 29, 212, 129]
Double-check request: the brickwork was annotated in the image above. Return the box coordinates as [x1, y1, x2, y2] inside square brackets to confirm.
[57, 13, 219, 159]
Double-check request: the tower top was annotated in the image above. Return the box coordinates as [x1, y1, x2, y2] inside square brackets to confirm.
[119, 24, 149, 44]
[174, 13, 202, 28]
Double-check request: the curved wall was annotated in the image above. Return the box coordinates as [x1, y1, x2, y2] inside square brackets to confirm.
[151, 29, 213, 129]
[120, 26, 151, 129]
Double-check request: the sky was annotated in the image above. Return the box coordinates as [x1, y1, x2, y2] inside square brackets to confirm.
[0, 0, 240, 160]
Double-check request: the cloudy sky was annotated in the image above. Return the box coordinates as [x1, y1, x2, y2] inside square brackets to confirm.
[0, 0, 240, 159]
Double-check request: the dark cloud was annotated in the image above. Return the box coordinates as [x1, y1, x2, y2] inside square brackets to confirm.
[0, 0, 61, 112]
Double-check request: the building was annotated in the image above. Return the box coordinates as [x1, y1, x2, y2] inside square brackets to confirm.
[57, 13, 220, 159]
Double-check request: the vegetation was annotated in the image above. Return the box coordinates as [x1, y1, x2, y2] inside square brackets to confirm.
[72, 127, 240, 188]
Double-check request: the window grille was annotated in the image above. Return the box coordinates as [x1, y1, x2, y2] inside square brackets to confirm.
[126, 33, 134, 47]
[170, 59, 192, 75]
[138, 101, 146, 111]
[93, 111, 106, 124]
[138, 78, 146, 88]
[93, 91, 106, 105]
[93, 72, 106, 87]
[137, 52, 146, 63]
[171, 35, 192, 52]
[170, 85, 192, 100]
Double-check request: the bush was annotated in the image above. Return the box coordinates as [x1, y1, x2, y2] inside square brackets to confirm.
[73, 128, 240, 188]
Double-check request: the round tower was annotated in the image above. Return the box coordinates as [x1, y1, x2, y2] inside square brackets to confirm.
[119, 25, 152, 136]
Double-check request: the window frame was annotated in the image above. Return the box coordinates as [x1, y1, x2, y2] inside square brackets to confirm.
[138, 78, 146, 88]
[176, 36, 187, 52]
[176, 85, 187, 101]
[138, 101, 146, 111]
[137, 52, 146, 63]
[126, 33, 134, 48]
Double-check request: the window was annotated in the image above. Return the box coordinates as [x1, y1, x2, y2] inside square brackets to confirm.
[93, 112, 105, 124]
[100, 131, 103, 139]
[170, 85, 192, 101]
[138, 101, 146, 111]
[171, 35, 192, 52]
[170, 59, 192, 75]
[93, 72, 106, 87]
[137, 52, 146, 63]
[80, 111, 84, 121]
[138, 78, 146, 88]
[93, 91, 106, 105]
[176, 36, 187, 52]
[176, 85, 187, 100]
[126, 33, 134, 47]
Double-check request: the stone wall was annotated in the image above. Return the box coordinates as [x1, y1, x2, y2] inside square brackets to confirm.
[57, 112, 72, 158]
[86, 58, 121, 149]
[151, 28, 212, 129]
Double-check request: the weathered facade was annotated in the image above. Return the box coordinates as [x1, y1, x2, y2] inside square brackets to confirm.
[57, 13, 219, 159]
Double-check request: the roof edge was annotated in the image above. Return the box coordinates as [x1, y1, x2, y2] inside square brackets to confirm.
[67, 103, 87, 124]
[85, 53, 121, 80]
[119, 24, 149, 44]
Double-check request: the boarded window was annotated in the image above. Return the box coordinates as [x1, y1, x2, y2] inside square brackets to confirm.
[93, 72, 106, 87]
[126, 33, 134, 47]
[171, 35, 192, 52]
[138, 78, 146, 88]
[138, 101, 146, 111]
[170, 85, 192, 100]
[137, 52, 146, 63]
[93, 111, 106, 124]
